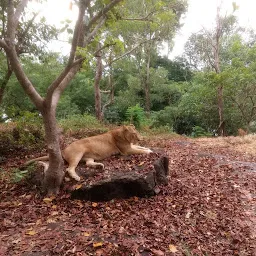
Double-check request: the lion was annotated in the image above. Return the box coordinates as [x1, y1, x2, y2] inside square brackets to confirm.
[237, 128, 247, 137]
[25, 125, 152, 181]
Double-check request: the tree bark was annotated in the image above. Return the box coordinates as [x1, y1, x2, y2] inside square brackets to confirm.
[101, 69, 115, 120]
[214, 7, 225, 136]
[144, 45, 151, 117]
[217, 85, 225, 136]
[41, 106, 64, 195]
[94, 45, 103, 121]
[0, 67, 12, 105]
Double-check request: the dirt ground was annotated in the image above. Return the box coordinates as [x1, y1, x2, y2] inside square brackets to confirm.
[0, 135, 255, 255]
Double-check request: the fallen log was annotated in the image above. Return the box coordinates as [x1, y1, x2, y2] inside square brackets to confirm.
[72, 153, 169, 201]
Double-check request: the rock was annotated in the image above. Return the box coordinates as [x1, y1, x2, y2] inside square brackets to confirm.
[71, 156, 169, 201]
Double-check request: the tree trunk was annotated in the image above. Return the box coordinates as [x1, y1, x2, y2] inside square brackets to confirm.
[215, 6, 225, 136]
[94, 46, 103, 121]
[41, 106, 64, 195]
[144, 47, 151, 117]
[101, 67, 114, 120]
[0, 67, 12, 105]
[217, 85, 225, 136]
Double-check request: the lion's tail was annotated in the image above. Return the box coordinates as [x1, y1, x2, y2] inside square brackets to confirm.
[25, 156, 49, 166]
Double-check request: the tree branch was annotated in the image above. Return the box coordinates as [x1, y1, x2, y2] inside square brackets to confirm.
[84, 16, 106, 46]
[17, 11, 39, 51]
[87, 0, 123, 30]
[121, 11, 155, 22]
[94, 42, 116, 57]
[5, 47, 44, 110]
[51, 64, 82, 110]
[13, 0, 29, 31]
[104, 38, 157, 67]
[47, 0, 122, 101]
[46, 0, 87, 98]
[7, 0, 15, 41]
[100, 90, 111, 93]
[5, 0, 43, 110]
[67, 0, 87, 67]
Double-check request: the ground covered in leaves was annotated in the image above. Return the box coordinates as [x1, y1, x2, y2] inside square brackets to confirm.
[0, 136, 256, 255]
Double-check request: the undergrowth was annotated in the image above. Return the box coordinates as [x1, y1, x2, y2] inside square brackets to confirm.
[0, 112, 180, 152]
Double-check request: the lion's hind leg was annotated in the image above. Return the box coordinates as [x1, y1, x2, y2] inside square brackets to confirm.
[85, 158, 104, 169]
[66, 153, 84, 181]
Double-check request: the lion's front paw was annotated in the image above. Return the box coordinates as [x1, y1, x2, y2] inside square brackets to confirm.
[144, 148, 153, 154]
[97, 163, 105, 169]
[70, 173, 81, 181]
[74, 175, 81, 181]
[67, 168, 81, 181]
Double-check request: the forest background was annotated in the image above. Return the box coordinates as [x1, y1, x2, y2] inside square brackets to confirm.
[1, 0, 256, 138]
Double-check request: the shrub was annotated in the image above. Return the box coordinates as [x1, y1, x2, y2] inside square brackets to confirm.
[14, 111, 44, 148]
[104, 105, 123, 124]
[59, 113, 103, 131]
[11, 169, 30, 183]
[0, 112, 44, 152]
[59, 114, 108, 138]
[125, 104, 145, 128]
[150, 106, 177, 129]
[191, 126, 212, 138]
[173, 114, 198, 135]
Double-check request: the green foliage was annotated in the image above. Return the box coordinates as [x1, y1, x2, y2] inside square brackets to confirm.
[104, 37, 125, 55]
[173, 114, 198, 135]
[13, 111, 44, 148]
[2, 53, 65, 119]
[57, 95, 81, 119]
[65, 72, 95, 115]
[59, 114, 103, 132]
[8, 164, 35, 183]
[104, 105, 123, 124]
[155, 56, 193, 82]
[148, 125, 173, 135]
[150, 106, 177, 129]
[0, 2, 59, 57]
[191, 126, 212, 138]
[0, 112, 44, 154]
[2, 0, 256, 139]
[11, 169, 29, 183]
[125, 104, 145, 128]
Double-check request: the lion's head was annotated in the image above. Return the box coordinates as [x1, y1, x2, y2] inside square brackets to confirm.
[122, 125, 141, 144]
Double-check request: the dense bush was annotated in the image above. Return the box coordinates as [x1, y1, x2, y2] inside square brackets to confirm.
[191, 126, 213, 138]
[173, 114, 199, 135]
[13, 112, 44, 147]
[59, 113, 103, 131]
[150, 106, 177, 129]
[0, 112, 44, 154]
[125, 104, 145, 128]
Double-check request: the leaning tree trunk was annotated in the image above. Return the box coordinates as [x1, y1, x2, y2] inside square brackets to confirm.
[41, 106, 64, 195]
